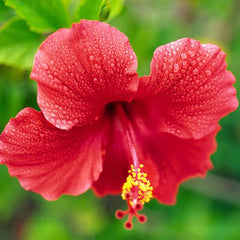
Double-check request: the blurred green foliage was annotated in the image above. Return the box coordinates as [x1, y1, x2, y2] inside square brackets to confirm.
[0, 0, 239, 239]
[0, 18, 44, 69]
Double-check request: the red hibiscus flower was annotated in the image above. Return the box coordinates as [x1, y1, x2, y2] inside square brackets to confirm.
[0, 20, 238, 229]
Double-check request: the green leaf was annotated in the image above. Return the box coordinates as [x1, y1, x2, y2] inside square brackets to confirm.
[74, 0, 124, 22]
[0, 17, 44, 70]
[107, 0, 125, 21]
[64, 0, 81, 20]
[99, 2, 111, 22]
[74, 0, 104, 21]
[0, 0, 15, 24]
[3, 0, 70, 33]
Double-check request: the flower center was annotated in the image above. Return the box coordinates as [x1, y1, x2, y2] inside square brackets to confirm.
[114, 103, 153, 229]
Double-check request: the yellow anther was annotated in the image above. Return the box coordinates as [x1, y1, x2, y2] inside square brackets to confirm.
[121, 164, 153, 205]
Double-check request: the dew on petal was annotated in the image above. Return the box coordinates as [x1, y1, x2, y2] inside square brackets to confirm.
[169, 73, 174, 79]
[182, 61, 187, 69]
[193, 68, 199, 75]
[205, 70, 212, 76]
[42, 63, 49, 70]
[188, 50, 195, 57]
[48, 75, 53, 80]
[180, 53, 187, 59]
[50, 118, 55, 124]
[174, 63, 179, 73]
[89, 55, 94, 61]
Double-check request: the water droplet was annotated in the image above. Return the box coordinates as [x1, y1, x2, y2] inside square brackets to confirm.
[42, 63, 49, 70]
[188, 51, 195, 57]
[50, 60, 54, 65]
[31, 72, 36, 78]
[173, 63, 179, 72]
[181, 53, 187, 59]
[162, 63, 167, 70]
[191, 60, 197, 66]
[205, 70, 212, 76]
[50, 118, 55, 124]
[193, 68, 199, 75]
[169, 73, 173, 79]
[48, 75, 53, 80]
[182, 61, 187, 68]
[89, 55, 94, 61]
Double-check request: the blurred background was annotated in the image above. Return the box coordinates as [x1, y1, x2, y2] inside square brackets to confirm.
[0, 0, 240, 239]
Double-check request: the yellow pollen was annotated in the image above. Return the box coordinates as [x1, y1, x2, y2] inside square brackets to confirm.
[121, 164, 153, 205]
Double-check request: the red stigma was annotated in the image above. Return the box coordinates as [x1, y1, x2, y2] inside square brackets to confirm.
[125, 193, 131, 199]
[115, 210, 124, 219]
[115, 200, 147, 230]
[138, 215, 147, 223]
[135, 203, 143, 210]
[125, 221, 133, 230]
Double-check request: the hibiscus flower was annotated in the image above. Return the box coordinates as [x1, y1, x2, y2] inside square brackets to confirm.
[0, 20, 238, 229]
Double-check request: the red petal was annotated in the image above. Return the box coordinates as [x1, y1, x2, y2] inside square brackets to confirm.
[92, 102, 219, 204]
[0, 108, 104, 200]
[134, 124, 220, 204]
[92, 113, 130, 196]
[31, 20, 138, 130]
[135, 38, 238, 139]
